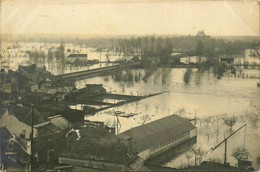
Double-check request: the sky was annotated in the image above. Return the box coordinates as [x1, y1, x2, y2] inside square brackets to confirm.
[0, 0, 259, 36]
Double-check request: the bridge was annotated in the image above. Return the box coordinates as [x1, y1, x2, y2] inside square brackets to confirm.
[57, 62, 141, 81]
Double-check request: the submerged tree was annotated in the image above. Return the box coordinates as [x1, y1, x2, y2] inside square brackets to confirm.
[196, 39, 204, 64]
[232, 147, 250, 163]
[176, 108, 186, 117]
[184, 67, 192, 84]
[247, 113, 259, 128]
[257, 156, 260, 165]
[140, 114, 151, 125]
[223, 116, 237, 132]
[191, 146, 206, 166]
[185, 152, 192, 166]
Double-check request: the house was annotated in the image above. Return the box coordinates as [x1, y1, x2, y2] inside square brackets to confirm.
[0, 126, 14, 165]
[220, 57, 234, 65]
[0, 106, 72, 139]
[85, 84, 106, 94]
[38, 78, 52, 89]
[0, 109, 38, 139]
[48, 115, 72, 130]
[67, 54, 88, 63]
[70, 84, 106, 98]
[57, 126, 131, 171]
[180, 56, 207, 65]
[18, 64, 53, 83]
[117, 115, 197, 160]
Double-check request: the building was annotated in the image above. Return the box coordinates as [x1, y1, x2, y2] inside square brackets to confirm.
[85, 84, 106, 94]
[196, 30, 210, 38]
[0, 109, 38, 139]
[117, 115, 197, 160]
[57, 126, 131, 171]
[220, 57, 234, 65]
[180, 56, 207, 65]
[67, 54, 88, 63]
[69, 84, 107, 99]
[0, 106, 71, 139]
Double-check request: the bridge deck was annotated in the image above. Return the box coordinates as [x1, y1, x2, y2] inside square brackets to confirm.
[57, 62, 141, 80]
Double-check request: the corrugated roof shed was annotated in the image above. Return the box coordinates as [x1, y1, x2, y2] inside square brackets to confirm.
[117, 115, 195, 152]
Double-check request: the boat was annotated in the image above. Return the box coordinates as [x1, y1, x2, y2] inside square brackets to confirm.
[119, 112, 139, 118]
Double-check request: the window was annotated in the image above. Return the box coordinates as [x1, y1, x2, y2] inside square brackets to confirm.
[22, 130, 26, 136]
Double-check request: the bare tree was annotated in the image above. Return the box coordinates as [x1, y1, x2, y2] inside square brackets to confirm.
[155, 104, 159, 112]
[232, 147, 250, 164]
[205, 130, 213, 143]
[176, 108, 186, 117]
[191, 146, 206, 166]
[144, 103, 149, 110]
[257, 156, 260, 165]
[239, 114, 246, 123]
[185, 153, 192, 166]
[204, 117, 211, 127]
[135, 101, 140, 109]
[247, 113, 259, 128]
[140, 114, 151, 125]
[223, 116, 237, 132]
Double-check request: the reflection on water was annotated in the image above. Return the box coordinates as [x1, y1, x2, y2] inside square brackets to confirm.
[81, 68, 260, 169]
[6, 50, 260, 169]
[147, 137, 197, 166]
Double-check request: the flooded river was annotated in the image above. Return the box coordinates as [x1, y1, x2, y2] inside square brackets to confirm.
[78, 68, 260, 169]
[5, 48, 260, 169]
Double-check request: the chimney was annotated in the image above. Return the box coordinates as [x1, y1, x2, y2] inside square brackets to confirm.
[110, 127, 116, 135]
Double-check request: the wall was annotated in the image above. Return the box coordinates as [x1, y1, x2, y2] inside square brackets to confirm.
[190, 128, 197, 138]
[140, 130, 196, 159]
[149, 134, 190, 159]
[0, 111, 38, 139]
[59, 156, 126, 171]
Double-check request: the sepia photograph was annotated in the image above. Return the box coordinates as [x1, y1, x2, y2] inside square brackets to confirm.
[0, 0, 259, 171]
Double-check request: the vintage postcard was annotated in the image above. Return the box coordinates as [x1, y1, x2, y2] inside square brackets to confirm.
[0, 0, 259, 171]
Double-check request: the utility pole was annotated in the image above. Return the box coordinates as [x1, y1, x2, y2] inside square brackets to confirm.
[224, 136, 227, 165]
[100, 49, 102, 68]
[28, 104, 34, 171]
[211, 124, 246, 165]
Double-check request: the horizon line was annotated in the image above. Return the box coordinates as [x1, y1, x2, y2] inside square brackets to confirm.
[1, 33, 259, 38]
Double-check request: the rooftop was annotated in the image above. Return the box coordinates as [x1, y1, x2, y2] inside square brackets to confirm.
[9, 104, 49, 125]
[61, 126, 129, 163]
[117, 115, 195, 152]
[67, 54, 88, 58]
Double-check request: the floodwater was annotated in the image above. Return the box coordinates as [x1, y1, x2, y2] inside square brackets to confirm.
[78, 68, 260, 169]
[4, 45, 260, 169]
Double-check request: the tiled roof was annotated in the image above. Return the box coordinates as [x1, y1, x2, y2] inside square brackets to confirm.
[9, 105, 48, 125]
[117, 115, 195, 152]
[0, 107, 7, 118]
